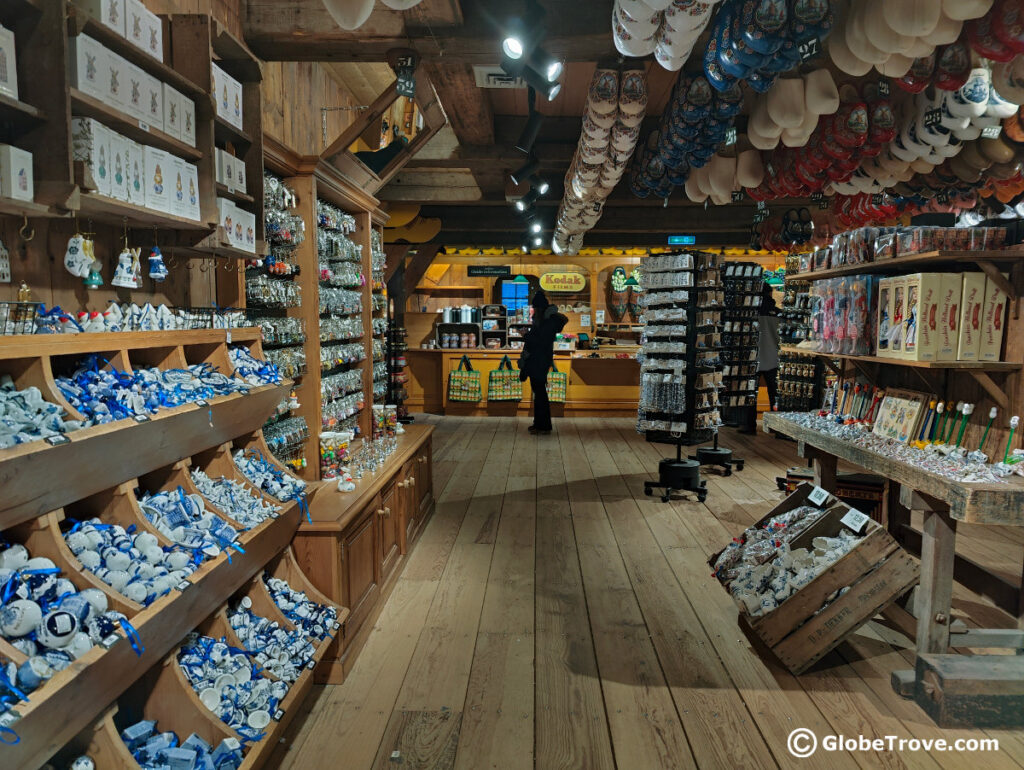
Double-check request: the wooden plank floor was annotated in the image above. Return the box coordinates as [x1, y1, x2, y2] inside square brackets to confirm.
[274, 417, 1024, 770]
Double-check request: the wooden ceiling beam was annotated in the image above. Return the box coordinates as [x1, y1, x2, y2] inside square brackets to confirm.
[404, 244, 445, 296]
[422, 60, 495, 145]
[438, 231, 755, 247]
[244, 0, 614, 63]
[384, 244, 411, 282]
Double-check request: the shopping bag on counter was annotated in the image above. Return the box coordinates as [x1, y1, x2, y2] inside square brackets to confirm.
[448, 355, 481, 402]
[547, 361, 567, 403]
[487, 355, 523, 401]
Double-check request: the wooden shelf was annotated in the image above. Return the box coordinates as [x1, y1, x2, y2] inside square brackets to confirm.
[413, 285, 485, 296]
[0, 327, 259, 360]
[0, 92, 47, 136]
[214, 114, 252, 148]
[778, 346, 1022, 372]
[785, 248, 1024, 282]
[76, 191, 213, 230]
[3, 502, 302, 770]
[216, 182, 255, 205]
[70, 89, 202, 162]
[764, 413, 1024, 525]
[0, 196, 64, 219]
[176, 226, 260, 259]
[67, 4, 206, 98]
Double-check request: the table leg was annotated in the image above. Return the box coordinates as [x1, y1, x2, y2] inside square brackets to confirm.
[917, 507, 957, 654]
[812, 450, 837, 492]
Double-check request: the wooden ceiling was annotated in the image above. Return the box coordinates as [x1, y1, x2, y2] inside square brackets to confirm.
[245, 0, 764, 247]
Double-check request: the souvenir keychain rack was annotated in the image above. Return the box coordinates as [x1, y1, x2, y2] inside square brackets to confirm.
[720, 261, 764, 425]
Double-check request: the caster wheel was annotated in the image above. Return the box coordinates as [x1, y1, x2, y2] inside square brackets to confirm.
[697, 493, 707, 503]
[737, 462, 745, 471]
[645, 487, 653, 497]
[723, 468, 732, 476]
[776, 478, 785, 490]
[662, 494, 671, 503]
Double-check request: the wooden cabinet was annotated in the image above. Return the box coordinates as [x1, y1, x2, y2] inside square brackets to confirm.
[340, 495, 380, 642]
[415, 442, 433, 516]
[378, 481, 401, 584]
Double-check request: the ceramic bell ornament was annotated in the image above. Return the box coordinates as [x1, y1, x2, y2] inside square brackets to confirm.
[111, 247, 136, 289]
[148, 246, 168, 282]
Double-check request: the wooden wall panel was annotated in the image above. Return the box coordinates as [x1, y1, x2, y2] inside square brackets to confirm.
[261, 61, 360, 157]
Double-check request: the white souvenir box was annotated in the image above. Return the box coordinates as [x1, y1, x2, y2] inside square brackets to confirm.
[183, 162, 201, 221]
[169, 155, 188, 219]
[77, 0, 127, 38]
[935, 273, 962, 361]
[124, 61, 146, 120]
[216, 149, 235, 191]
[979, 275, 1009, 362]
[211, 62, 228, 121]
[108, 131, 129, 202]
[0, 24, 18, 100]
[125, 139, 144, 206]
[104, 50, 129, 112]
[162, 83, 182, 140]
[68, 34, 107, 100]
[216, 197, 237, 244]
[233, 158, 246, 195]
[71, 117, 111, 197]
[144, 146, 170, 213]
[180, 95, 196, 147]
[957, 272, 986, 361]
[236, 206, 256, 253]
[126, 0, 161, 59]
[143, 72, 163, 132]
[0, 144, 33, 202]
[228, 75, 243, 130]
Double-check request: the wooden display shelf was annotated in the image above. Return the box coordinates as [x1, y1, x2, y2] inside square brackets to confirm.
[779, 346, 1021, 372]
[178, 226, 262, 259]
[216, 182, 255, 206]
[785, 248, 1024, 283]
[214, 114, 253, 148]
[0, 500, 301, 770]
[0, 196, 65, 219]
[778, 346, 1021, 409]
[69, 89, 202, 162]
[0, 327, 259, 360]
[76, 190, 213, 230]
[762, 412, 1024, 524]
[0, 92, 47, 136]
[66, 4, 206, 98]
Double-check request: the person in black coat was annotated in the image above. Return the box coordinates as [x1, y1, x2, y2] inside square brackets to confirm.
[518, 290, 568, 435]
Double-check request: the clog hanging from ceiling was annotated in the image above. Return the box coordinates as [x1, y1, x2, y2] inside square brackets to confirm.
[883, 0, 941, 37]
[378, 0, 424, 8]
[322, 0, 375, 30]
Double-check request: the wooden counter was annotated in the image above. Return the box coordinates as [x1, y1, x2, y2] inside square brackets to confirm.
[291, 424, 435, 683]
[406, 349, 639, 416]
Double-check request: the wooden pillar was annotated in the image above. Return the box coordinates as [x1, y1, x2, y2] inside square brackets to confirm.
[356, 211, 374, 439]
[588, 266, 599, 335]
[917, 506, 957, 654]
[810, 448, 837, 491]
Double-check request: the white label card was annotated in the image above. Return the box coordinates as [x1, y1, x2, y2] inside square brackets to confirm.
[580, 314, 591, 327]
[226, 331, 232, 344]
[306, 659, 316, 669]
[840, 508, 871, 535]
[595, 310, 605, 324]
[0, 711, 20, 727]
[138, 120, 150, 132]
[101, 633, 120, 649]
[807, 485, 830, 507]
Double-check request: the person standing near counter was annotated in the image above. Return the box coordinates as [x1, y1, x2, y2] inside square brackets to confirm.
[519, 290, 568, 435]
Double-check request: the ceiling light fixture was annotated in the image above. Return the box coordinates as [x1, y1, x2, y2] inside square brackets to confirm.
[530, 220, 542, 234]
[529, 175, 550, 195]
[533, 235, 543, 247]
[511, 155, 540, 186]
[519, 64, 560, 101]
[515, 100, 544, 154]
[501, 1, 546, 60]
[517, 189, 541, 210]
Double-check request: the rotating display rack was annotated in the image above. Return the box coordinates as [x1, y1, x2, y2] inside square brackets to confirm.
[720, 262, 764, 426]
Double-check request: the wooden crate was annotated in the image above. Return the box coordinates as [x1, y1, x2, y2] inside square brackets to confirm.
[711, 483, 920, 674]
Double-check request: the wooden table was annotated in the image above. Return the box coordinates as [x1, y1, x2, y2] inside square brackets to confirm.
[764, 412, 1024, 727]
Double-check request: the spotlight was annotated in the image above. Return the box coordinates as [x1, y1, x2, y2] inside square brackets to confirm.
[501, 1, 546, 60]
[526, 46, 562, 82]
[502, 29, 526, 59]
[517, 188, 540, 210]
[530, 220, 542, 234]
[515, 109, 544, 154]
[511, 155, 540, 186]
[521, 244, 529, 254]
[533, 235, 543, 247]
[529, 175, 550, 195]
[521, 65, 560, 101]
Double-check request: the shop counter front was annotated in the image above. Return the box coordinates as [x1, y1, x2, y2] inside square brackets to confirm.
[406, 348, 639, 416]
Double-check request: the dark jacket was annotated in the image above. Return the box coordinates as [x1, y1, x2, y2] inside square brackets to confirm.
[519, 305, 569, 380]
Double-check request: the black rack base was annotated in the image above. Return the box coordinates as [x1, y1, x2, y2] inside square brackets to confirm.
[644, 458, 708, 503]
[689, 432, 744, 476]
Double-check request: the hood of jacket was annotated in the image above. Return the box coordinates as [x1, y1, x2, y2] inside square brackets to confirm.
[543, 304, 569, 332]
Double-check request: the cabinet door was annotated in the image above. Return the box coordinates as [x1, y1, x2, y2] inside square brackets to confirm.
[379, 482, 401, 584]
[341, 497, 380, 641]
[415, 440, 433, 515]
[401, 459, 418, 549]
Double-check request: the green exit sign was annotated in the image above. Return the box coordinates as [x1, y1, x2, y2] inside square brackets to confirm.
[668, 235, 696, 245]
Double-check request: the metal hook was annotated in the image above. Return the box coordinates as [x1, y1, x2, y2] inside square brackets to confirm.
[199, 259, 210, 273]
[19, 216, 34, 242]
[166, 252, 179, 269]
[223, 257, 234, 272]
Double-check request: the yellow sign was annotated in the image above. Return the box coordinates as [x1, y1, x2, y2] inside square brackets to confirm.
[539, 272, 587, 293]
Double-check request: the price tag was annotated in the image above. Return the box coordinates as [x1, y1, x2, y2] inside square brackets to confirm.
[798, 37, 821, 61]
[923, 108, 942, 128]
[45, 434, 71, 446]
[138, 120, 150, 132]
[331, 621, 341, 630]
[239, 388, 250, 396]
[194, 399, 208, 407]
[269, 512, 279, 519]
[0, 711, 20, 727]
[982, 125, 1002, 139]
[100, 633, 120, 649]
[306, 659, 316, 670]
[840, 507, 871, 535]
[133, 414, 150, 423]
[274, 709, 284, 721]
[731, 190, 745, 202]
[936, 191, 950, 204]
[818, 199, 830, 210]
[878, 80, 890, 97]
[871, 194, 883, 205]
[807, 485, 830, 507]
[177, 580, 191, 591]
[724, 127, 737, 146]
[810, 192, 823, 202]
